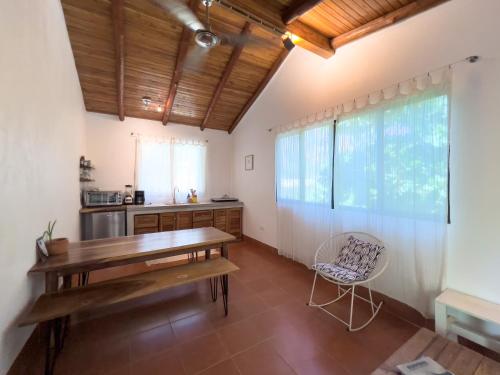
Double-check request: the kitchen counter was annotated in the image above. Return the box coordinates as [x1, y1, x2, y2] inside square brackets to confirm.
[125, 201, 244, 236]
[80, 201, 243, 214]
[127, 201, 243, 213]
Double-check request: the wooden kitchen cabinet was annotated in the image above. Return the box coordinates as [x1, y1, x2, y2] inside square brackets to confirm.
[134, 227, 159, 235]
[192, 210, 213, 228]
[160, 213, 176, 232]
[193, 210, 213, 222]
[214, 209, 227, 232]
[176, 212, 193, 230]
[134, 214, 158, 235]
[193, 220, 213, 228]
[132, 207, 242, 238]
[226, 208, 242, 238]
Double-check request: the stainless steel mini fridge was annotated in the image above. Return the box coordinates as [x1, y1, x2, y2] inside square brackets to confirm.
[81, 211, 126, 240]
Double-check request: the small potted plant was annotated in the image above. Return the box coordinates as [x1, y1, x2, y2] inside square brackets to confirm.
[43, 220, 69, 256]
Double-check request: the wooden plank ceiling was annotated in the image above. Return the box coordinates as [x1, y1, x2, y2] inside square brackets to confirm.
[61, 0, 449, 133]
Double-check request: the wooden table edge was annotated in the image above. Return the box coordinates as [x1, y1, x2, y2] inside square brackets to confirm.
[28, 235, 236, 275]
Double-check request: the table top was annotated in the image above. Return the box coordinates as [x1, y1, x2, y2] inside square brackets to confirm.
[30, 227, 235, 274]
[373, 328, 500, 375]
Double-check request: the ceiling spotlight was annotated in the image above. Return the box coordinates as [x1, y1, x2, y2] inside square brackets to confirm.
[282, 36, 295, 51]
[142, 96, 152, 108]
[156, 105, 163, 113]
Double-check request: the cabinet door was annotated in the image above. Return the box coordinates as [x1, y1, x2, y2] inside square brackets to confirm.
[160, 213, 176, 232]
[176, 211, 193, 230]
[193, 220, 213, 228]
[134, 214, 159, 229]
[214, 209, 227, 232]
[134, 227, 158, 235]
[193, 210, 213, 222]
[226, 208, 242, 238]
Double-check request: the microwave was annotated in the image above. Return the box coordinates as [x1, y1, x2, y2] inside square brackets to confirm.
[83, 191, 123, 207]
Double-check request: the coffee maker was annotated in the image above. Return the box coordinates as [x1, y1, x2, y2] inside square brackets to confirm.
[134, 190, 145, 205]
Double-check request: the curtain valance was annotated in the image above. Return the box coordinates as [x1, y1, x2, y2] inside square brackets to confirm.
[275, 67, 451, 135]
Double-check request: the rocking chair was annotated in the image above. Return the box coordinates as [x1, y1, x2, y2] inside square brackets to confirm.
[308, 232, 389, 332]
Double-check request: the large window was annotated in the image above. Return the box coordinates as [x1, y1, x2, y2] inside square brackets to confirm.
[334, 89, 449, 219]
[135, 137, 206, 204]
[275, 88, 449, 220]
[276, 121, 333, 205]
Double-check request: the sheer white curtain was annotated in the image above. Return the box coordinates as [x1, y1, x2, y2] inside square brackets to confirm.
[135, 137, 172, 204]
[276, 120, 334, 266]
[135, 136, 207, 204]
[172, 140, 207, 199]
[275, 76, 450, 316]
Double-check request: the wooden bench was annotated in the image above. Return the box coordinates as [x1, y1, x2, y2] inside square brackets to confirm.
[436, 289, 500, 353]
[19, 257, 239, 374]
[19, 257, 238, 325]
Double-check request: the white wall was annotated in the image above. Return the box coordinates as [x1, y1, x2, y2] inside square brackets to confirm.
[232, 0, 500, 306]
[85, 113, 233, 201]
[0, 0, 86, 373]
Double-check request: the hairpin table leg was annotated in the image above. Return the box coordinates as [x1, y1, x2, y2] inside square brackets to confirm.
[220, 275, 228, 316]
[209, 277, 218, 302]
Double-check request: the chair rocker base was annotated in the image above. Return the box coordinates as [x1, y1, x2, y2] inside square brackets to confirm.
[308, 273, 383, 332]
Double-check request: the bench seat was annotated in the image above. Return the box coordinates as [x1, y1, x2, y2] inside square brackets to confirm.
[19, 257, 238, 326]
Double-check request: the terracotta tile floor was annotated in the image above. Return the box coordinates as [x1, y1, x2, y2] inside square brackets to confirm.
[33, 240, 420, 374]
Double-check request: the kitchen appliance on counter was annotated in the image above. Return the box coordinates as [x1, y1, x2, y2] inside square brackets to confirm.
[81, 210, 126, 240]
[83, 190, 123, 207]
[124, 185, 134, 205]
[134, 190, 145, 205]
[211, 194, 238, 202]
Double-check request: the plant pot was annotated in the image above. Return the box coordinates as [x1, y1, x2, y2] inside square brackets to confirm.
[46, 238, 69, 256]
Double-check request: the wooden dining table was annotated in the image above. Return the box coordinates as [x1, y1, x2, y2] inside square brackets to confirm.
[30, 227, 236, 293]
[26, 227, 236, 375]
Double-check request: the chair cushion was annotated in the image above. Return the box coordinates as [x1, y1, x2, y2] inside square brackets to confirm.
[334, 235, 383, 279]
[313, 263, 367, 283]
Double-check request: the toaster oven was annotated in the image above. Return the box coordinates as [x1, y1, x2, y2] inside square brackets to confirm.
[83, 190, 123, 207]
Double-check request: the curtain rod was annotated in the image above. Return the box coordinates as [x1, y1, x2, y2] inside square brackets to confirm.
[268, 55, 479, 133]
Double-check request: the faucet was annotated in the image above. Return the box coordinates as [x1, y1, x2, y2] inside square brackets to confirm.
[173, 186, 179, 204]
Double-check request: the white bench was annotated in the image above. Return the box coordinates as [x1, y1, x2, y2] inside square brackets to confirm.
[435, 289, 500, 353]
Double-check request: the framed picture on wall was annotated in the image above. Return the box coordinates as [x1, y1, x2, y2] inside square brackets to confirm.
[245, 155, 254, 171]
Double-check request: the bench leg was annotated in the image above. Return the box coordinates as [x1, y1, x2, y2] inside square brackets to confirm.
[61, 275, 72, 349]
[220, 275, 228, 316]
[205, 249, 211, 260]
[209, 277, 218, 302]
[54, 318, 62, 353]
[44, 321, 56, 375]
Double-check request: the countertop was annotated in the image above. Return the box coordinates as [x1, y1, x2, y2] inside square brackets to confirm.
[80, 201, 243, 214]
[127, 201, 244, 213]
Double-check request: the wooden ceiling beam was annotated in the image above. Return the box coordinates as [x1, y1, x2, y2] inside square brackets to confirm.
[282, 0, 324, 25]
[162, 0, 197, 125]
[332, 0, 451, 49]
[217, 0, 334, 59]
[111, 0, 125, 121]
[228, 46, 292, 134]
[200, 22, 252, 131]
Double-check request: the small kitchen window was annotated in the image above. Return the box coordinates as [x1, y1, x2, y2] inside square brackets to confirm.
[135, 136, 207, 204]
